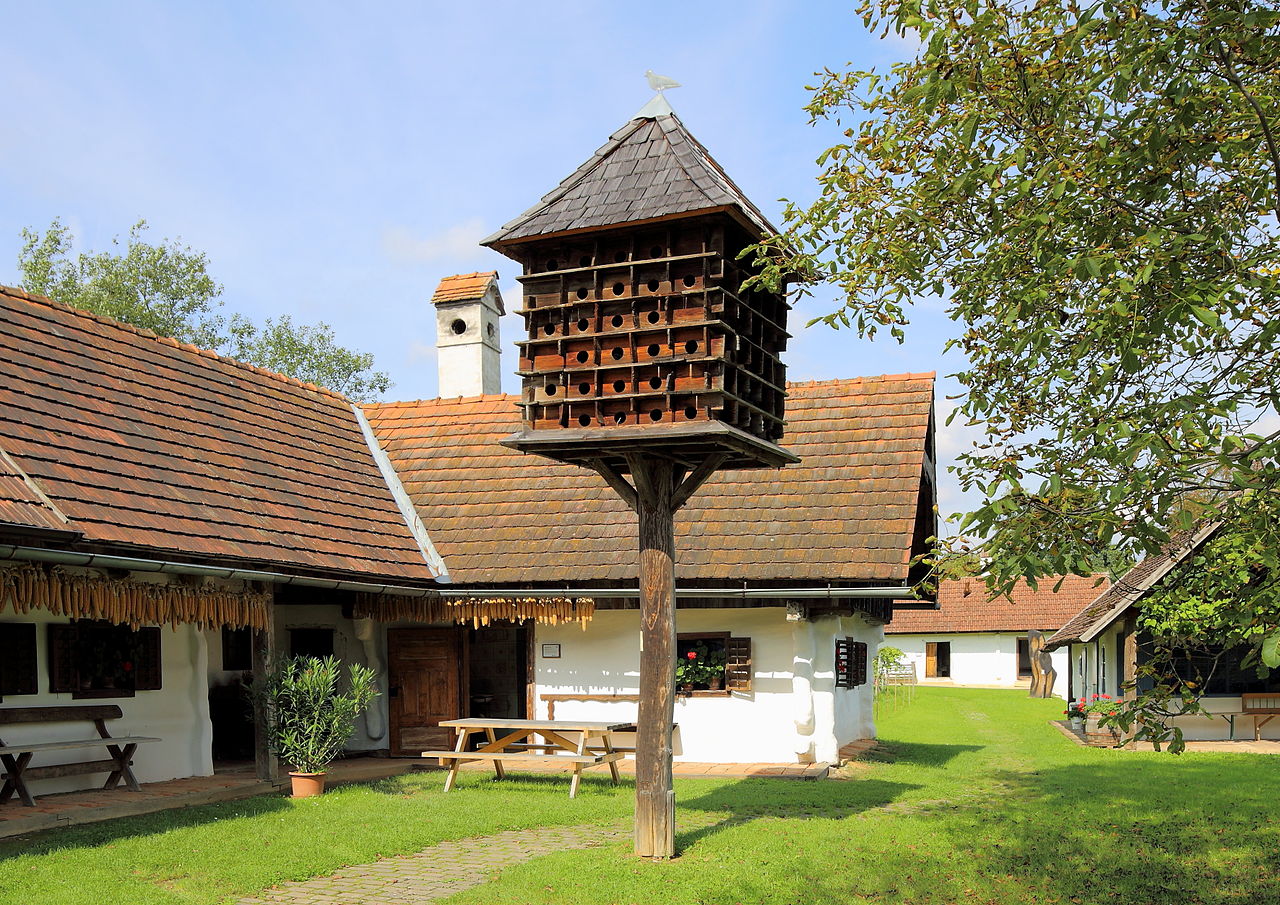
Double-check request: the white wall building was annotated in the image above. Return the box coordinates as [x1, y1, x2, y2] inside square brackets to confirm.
[884, 575, 1110, 699]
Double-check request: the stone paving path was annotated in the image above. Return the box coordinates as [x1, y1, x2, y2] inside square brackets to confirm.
[235, 822, 632, 905]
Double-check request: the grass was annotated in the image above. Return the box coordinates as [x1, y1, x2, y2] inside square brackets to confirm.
[2, 689, 1278, 904]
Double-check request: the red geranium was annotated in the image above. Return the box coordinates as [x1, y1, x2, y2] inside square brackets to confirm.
[686, 651, 697, 659]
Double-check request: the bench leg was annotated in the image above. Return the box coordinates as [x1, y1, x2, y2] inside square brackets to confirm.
[569, 733, 589, 799]
[603, 734, 621, 785]
[105, 743, 141, 792]
[1, 752, 35, 807]
[443, 729, 470, 793]
[485, 728, 507, 780]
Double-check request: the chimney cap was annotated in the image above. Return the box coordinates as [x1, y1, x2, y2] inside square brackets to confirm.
[431, 271, 503, 314]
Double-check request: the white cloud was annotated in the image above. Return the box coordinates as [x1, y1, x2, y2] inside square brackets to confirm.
[381, 217, 489, 264]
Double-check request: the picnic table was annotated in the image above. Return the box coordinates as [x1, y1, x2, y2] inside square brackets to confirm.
[422, 718, 630, 798]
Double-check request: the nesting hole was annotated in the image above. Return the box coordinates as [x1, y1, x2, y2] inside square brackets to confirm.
[647, 279, 660, 293]
[647, 344, 661, 357]
[649, 409, 663, 422]
[576, 288, 589, 300]
[614, 250, 627, 263]
[610, 314, 624, 328]
[542, 324, 555, 336]
[612, 282, 625, 296]
[647, 311, 661, 324]
[613, 380, 626, 393]
[649, 245, 663, 258]
[575, 350, 590, 363]
[545, 384, 558, 396]
[649, 376, 663, 390]
[546, 259, 559, 271]
[579, 255, 592, 268]
[682, 275, 696, 288]
[610, 347, 624, 361]
[578, 414, 591, 427]
[685, 340, 699, 354]
[684, 406, 697, 420]
[576, 317, 590, 331]
[613, 412, 627, 425]
[578, 382, 591, 395]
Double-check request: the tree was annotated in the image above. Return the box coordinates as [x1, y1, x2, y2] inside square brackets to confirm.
[18, 219, 391, 401]
[751, 1, 1280, 725]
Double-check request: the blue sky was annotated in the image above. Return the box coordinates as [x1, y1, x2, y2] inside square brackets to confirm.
[0, 1, 975, 518]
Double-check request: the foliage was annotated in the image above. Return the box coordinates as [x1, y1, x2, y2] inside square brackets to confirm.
[1064, 698, 1088, 721]
[1084, 693, 1121, 717]
[18, 219, 391, 400]
[750, 0, 1280, 717]
[248, 656, 379, 774]
[874, 645, 906, 676]
[675, 643, 726, 686]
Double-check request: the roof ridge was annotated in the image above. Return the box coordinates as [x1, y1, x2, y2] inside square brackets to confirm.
[0, 284, 352, 404]
[789, 372, 937, 388]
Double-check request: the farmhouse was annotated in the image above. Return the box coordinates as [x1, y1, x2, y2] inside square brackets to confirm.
[0, 102, 936, 802]
[885, 575, 1108, 697]
[1046, 522, 1280, 740]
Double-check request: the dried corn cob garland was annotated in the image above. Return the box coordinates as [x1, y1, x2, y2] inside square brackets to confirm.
[0, 561, 269, 630]
[353, 593, 594, 629]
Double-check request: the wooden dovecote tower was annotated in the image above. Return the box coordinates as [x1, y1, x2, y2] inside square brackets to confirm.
[483, 92, 796, 860]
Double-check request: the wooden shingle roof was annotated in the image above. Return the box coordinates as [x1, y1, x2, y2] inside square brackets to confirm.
[887, 575, 1110, 634]
[1044, 522, 1223, 650]
[482, 111, 777, 248]
[0, 285, 443, 584]
[365, 374, 935, 587]
[432, 272, 498, 304]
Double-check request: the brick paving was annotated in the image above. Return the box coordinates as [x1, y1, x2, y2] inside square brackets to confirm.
[235, 822, 632, 905]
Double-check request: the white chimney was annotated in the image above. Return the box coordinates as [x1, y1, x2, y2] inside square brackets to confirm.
[431, 271, 504, 397]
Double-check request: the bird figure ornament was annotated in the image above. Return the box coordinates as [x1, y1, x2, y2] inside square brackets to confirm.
[645, 70, 681, 93]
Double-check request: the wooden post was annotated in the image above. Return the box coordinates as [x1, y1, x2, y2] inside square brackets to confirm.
[251, 605, 278, 783]
[632, 457, 677, 859]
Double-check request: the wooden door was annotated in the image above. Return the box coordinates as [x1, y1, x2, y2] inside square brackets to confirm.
[925, 642, 939, 678]
[388, 628, 463, 756]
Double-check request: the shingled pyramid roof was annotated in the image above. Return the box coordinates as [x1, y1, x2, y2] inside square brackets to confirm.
[483, 106, 777, 248]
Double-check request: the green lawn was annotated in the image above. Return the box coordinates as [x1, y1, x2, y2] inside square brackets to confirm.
[2, 688, 1277, 905]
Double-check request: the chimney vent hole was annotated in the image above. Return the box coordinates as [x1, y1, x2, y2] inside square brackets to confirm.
[450, 319, 467, 335]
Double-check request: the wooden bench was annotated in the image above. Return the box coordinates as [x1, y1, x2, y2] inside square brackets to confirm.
[0, 705, 160, 807]
[1242, 693, 1280, 741]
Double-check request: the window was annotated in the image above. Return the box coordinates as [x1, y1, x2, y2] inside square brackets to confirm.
[1165, 645, 1280, 696]
[1016, 638, 1033, 678]
[835, 638, 868, 688]
[0, 623, 38, 699]
[48, 621, 161, 698]
[925, 641, 951, 678]
[289, 628, 335, 660]
[221, 627, 253, 671]
[675, 633, 751, 694]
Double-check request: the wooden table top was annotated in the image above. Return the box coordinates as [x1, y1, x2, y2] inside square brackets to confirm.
[438, 718, 632, 732]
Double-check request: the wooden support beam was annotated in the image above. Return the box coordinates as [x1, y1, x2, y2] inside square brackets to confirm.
[669, 453, 727, 511]
[251, 606, 278, 783]
[585, 458, 638, 512]
[632, 457, 677, 859]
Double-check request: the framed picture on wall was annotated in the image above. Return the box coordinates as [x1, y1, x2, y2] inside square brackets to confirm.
[541, 643, 561, 659]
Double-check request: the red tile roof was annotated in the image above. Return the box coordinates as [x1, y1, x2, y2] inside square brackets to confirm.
[365, 374, 935, 586]
[0, 285, 442, 584]
[432, 272, 498, 304]
[0, 451, 69, 534]
[886, 574, 1111, 634]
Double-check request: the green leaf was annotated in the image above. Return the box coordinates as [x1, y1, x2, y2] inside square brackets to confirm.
[1262, 631, 1280, 669]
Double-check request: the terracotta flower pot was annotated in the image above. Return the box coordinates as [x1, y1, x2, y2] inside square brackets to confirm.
[708, 676, 723, 691]
[680, 683, 694, 695]
[289, 772, 327, 798]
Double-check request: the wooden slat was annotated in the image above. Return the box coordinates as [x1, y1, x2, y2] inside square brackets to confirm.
[438, 718, 632, 731]
[11, 758, 120, 781]
[0, 736, 159, 755]
[420, 751, 622, 764]
[0, 705, 123, 724]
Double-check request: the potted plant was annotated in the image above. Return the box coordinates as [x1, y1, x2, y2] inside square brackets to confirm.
[249, 655, 379, 798]
[676, 649, 701, 694]
[1065, 698, 1087, 732]
[675, 644, 728, 693]
[1084, 694, 1124, 746]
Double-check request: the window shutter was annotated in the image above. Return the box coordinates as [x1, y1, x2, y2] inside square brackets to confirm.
[47, 622, 77, 693]
[0, 623, 38, 697]
[726, 636, 752, 692]
[851, 640, 868, 687]
[134, 627, 162, 691]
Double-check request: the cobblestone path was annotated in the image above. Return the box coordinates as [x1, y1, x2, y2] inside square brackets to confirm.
[235, 822, 630, 904]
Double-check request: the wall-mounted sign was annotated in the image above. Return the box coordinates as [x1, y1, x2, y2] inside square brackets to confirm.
[541, 643, 561, 659]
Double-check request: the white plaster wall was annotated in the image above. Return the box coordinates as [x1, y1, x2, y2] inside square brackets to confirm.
[887, 633, 1069, 698]
[0, 607, 213, 796]
[533, 608, 877, 764]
